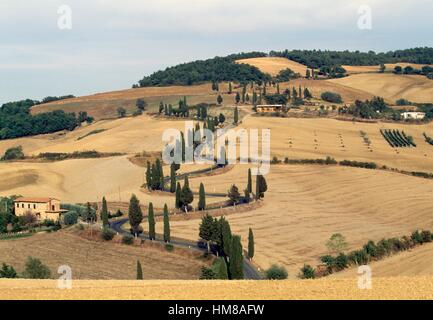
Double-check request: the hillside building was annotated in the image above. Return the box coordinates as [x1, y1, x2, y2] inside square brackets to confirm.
[401, 112, 425, 120]
[14, 197, 66, 221]
[256, 104, 283, 113]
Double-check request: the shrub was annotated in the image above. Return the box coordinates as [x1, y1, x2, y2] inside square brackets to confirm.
[265, 265, 288, 280]
[411, 230, 423, 244]
[421, 230, 432, 243]
[200, 266, 217, 280]
[63, 211, 78, 225]
[1, 146, 25, 161]
[299, 264, 315, 279]
[320, 255, 335, 273]
[122, 234, 134, 245]
[21, 257, 51, 279]
[334, 253, 349, 270]
[101, 227, 116, 241]
[165, 243, 174, 252]
[321, 91, 343, 103]
[0, 263, 17, 278]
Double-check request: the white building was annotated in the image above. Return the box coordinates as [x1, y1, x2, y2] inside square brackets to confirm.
[401, 112, 425, 120]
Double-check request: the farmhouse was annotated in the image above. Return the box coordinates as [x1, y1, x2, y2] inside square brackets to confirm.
[256, 105, 283, 113]
[401, 112, 425, 120]
[14, 197, 66, 221]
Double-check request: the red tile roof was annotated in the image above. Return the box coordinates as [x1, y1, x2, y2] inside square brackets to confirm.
[14, 197, 59, 203]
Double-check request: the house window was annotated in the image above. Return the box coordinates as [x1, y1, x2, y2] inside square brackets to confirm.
[16, 203, 19, 208]
[22, 204, 24, 208]
[52, 205, 55, 211]
[33, 204, 36, 209]
[28, 204, 31, 209]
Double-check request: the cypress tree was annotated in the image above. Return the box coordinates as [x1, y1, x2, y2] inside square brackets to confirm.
[217, 257, 229, 279]
[248, 228, 254, 260]
[151, 163, 157, 190]
[145, 161, 151, 190]
[175, 182, 181, 209]
[228, 82, 232, 94]
[136, 260, 143, 280]
[220, 217, 232, 257]
[255, 174, 260, 200]
[217, 95, 223, 105]
[156, 158, 164, 190]
[101, 196, 109, 227]
[234, 107, 239, 125]
[252, 91, 257, 105]
[163, 204, 170, 243]
[199, 214, 215, 253]
[180, 178, 193, 212]
[128, 194, 143, 236]
[247, 168, 252, 194]
[198, 183, 206, 211]
[148, 202, 156, 240]
[276, 83, 280, 94]
[235, 92, 240, 104]
[170, 163, 176, 193]
[229, 235, 244, 279]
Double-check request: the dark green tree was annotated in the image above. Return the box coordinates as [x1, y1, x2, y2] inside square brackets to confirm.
[234, 107, 239, 125]
[217, 95, 223, 105]
[128, 194, 143, 235]
[247, 168, 252, 194]
[180, 178, 194, 212]
[235, 92, 240, 104]
[101, 196, 109, 227]
[228, 184, 241, 204]
[148, 202, 156, 240]
[248, 228, 254, 260]
[163, 204, 170, 243]
[170, 163, 176, 193]
[199, 214, 215, 253]
[136, 260, 143, 280]
[229, 235, 244, 279]
[198, 183, 206, 211]
[175, 182, 181, 209]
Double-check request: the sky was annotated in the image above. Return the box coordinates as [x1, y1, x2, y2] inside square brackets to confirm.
[1, 0, 432, 103]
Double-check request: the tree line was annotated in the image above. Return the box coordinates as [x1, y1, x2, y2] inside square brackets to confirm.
[0, 99, 93, 140]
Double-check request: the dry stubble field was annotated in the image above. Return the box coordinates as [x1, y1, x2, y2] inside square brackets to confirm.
[0, 229, 206, 280]
[2, 277, 433, 300]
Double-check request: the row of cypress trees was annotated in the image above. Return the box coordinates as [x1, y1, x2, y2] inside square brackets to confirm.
[146, 159, 164, 191]
[127, 194, 171, 243]
[199, 214, 255, 279]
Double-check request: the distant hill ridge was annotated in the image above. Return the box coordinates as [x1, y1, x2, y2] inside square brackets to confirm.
[135, 47, 433, 87]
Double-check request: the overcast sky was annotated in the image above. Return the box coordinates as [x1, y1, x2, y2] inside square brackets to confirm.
[1, 0, 432, 103]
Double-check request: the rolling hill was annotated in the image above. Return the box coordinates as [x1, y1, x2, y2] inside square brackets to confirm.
[328, 73, 433, 103]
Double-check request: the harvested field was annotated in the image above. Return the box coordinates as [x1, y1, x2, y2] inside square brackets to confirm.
[161, 164, 433, 277]
[328, 73, 433, 103]
[333, 242, 433, 278]
[0, 229, 206, 280]
[236, 57, 308, 76]
[1, 277, 433, 300]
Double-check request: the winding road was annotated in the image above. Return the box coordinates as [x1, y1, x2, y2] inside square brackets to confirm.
[109, 218, 261, 280]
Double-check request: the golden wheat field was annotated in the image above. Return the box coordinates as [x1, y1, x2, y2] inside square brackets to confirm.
[342, 65, 380, 74]
[1, 277, 433, 300]
[236, 57, 308, 76]
[329, 73, 433, 103]
[333, 242, 433, 278]
[152, 163, 433, 277]
[0, 229, 206, 280]
[0, 115, 187, 155]
[243, 116, 433, 172]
